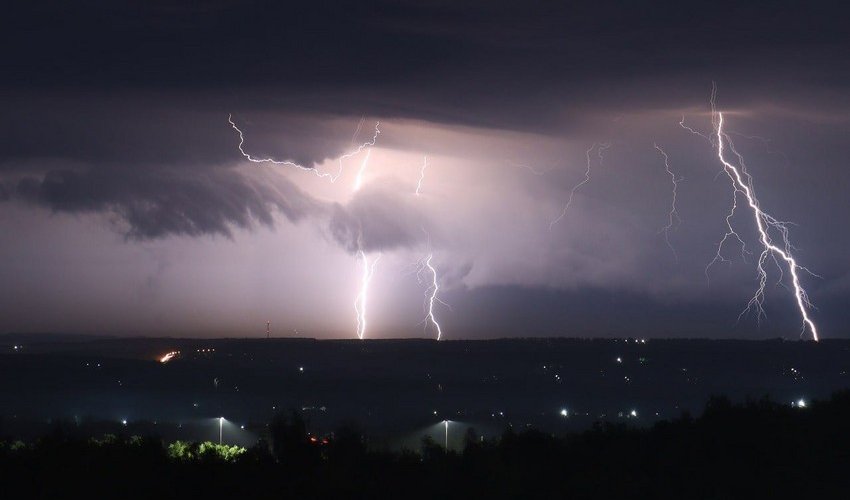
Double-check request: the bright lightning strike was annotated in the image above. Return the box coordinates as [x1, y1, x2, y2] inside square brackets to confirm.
[549, 142, 611, 229]
[415, 156, 429, 196]
[353, 148, 372, 191]
[413, 248, 450, 341]
[654, 144, 682, 261]
[414, 169, 444, 339]
[417, 252, 445, 340]
[229, 114, 383, 340]
[228, 115, 380, 183]
[698, 89, 820, 341]
[354, 249, 381, 340]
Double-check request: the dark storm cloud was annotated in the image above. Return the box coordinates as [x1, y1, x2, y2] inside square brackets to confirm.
[13, 166, 324, 240]
[328, 183, 428, 253]
[0, 97, 405, 242]
[0, 98, 364, 171]
[2, 1, 848, 133]
[1, 0, 846, 247]
[0, 0, 848, 339]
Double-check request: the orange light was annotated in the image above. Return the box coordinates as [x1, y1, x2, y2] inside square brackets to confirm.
[159, 351, 179, 363]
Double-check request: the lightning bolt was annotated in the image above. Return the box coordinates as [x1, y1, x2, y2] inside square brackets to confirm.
[412, 232, 449, 340]
[228, 114, 380, 183]
[654, 144, 683, 261]
[354, 247, 381, 340]
[353, 148, 372, 191]
[413, 163, 445, 339]
[506, 160, 552, 176]
[415, 156, 429, 196]
[350, 116, 365, 146]
[421, 253, 444, 340]
[690, 85, 820, 341]
[679, 115, 711, 141]
[549, 142, 611, 230]
[229, 114, 386, 339]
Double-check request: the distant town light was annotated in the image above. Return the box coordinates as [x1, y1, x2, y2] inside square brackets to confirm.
[121, 419, 127, 425]
[797, 399, 807, 408]
[560, 408, 568, 417]
[159, 351, 179, 363]
[630, 409, 637, 417]
[616, 357, 622, 363]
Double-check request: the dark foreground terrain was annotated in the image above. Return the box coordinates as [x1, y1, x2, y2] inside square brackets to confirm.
[2, 336, 849, 445]
[2, 393, 850, 499]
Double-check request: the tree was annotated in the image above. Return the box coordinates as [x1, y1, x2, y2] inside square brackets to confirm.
[268, 410, 318, 468]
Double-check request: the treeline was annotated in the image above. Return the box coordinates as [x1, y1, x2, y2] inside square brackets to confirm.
[4, 393, 850, 499]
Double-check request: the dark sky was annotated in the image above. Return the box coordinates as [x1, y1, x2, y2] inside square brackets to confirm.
[1, 0, 848, 339]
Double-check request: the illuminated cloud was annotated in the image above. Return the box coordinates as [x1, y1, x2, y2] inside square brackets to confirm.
[0, 1, 847, 338]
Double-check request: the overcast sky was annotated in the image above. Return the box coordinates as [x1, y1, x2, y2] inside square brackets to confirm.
[1, 1, 848, 339]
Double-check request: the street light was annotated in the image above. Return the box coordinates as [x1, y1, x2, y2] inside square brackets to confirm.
[219, 417, 224, 444]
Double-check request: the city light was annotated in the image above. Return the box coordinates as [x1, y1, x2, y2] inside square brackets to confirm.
[159, 351, 179, 363]
[560, 408, 569, 417]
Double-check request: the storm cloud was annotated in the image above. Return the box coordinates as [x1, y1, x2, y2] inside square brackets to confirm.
[12, 166, 322, 240]
[0, 0, 848, 339]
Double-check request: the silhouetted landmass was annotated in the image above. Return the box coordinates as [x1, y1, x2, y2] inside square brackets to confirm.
[2, 393, 849, 499]
[2, 337, 848, 441]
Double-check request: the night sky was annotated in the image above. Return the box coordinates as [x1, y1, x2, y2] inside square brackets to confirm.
[1, 1, 848, 339]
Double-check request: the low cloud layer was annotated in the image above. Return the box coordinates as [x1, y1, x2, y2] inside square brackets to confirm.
[13, 166, 320, 240]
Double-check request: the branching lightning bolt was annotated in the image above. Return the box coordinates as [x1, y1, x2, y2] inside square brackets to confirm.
[654, 144, 683, 261]
[415, 156, 429, 196]
[714, 112, 819, 340]
[354, 247, 381, 340]
[413, 232, 448, 340]
[549, 142, 611, 230]
[679, 115, 711, 141]
[229, 114, 386, 340]
[228, 114, 380, 183]
[422, 253, 445, 340]
[413, 163, 446, 339]
[685, 84, 820, 340]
